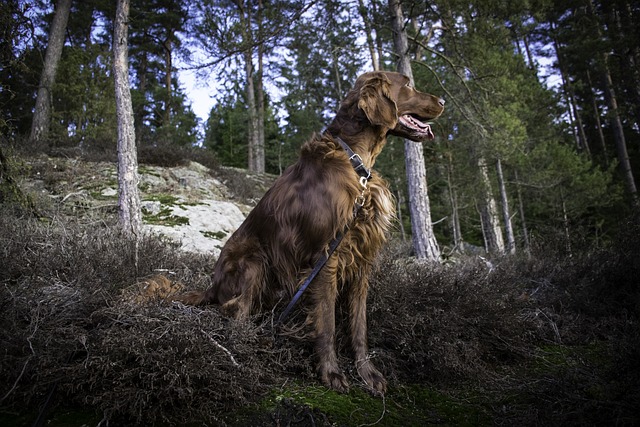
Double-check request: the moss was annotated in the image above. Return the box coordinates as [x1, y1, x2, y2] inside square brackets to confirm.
[143, 206, 190, 226]
[531, 342, 610, 376]
[201, 230, 227, 239]
[0, 407, 102, 427]
[234, 383, 489, 426]
[143, 193, 180, 205]
[89, 190, 117, 200]
[138, 165, 161, 176]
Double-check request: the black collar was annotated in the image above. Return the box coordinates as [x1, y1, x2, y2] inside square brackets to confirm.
[334, 137, 372, 182]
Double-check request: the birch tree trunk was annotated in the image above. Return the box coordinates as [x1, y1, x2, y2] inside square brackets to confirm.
[477, 155, 504, 254]
[29, 0, 71, 144]
[496, 159, 515, 254]
[389, 0, 440, 260]
[114, 0, 142, 239]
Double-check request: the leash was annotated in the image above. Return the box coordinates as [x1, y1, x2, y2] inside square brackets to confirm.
[278, 136, 371, 324]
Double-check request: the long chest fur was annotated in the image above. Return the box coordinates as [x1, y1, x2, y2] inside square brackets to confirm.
[340, 172, 395, 268]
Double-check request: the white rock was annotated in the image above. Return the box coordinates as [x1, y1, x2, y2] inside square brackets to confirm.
[144, 199, 246, 257]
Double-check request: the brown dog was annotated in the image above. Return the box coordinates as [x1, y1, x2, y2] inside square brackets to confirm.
[177, 71, 444, 393]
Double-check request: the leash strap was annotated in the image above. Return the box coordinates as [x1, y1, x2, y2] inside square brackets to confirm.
[277, 136, 370, 324]
[334, 137, 372, 182]
[278, 231, 345, 323]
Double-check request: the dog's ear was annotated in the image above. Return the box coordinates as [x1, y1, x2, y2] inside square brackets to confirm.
[357, 73, 398, 128]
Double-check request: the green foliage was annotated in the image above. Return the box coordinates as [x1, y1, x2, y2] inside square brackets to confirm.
[50, 44, 116, 149]
[204, 95, 250, 169]
[0, 0, 637, 251]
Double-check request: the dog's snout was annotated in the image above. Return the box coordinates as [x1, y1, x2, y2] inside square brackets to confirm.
[438, 98, 445, 107]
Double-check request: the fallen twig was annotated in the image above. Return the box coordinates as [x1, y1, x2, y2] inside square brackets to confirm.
[200, 328, 240, 367]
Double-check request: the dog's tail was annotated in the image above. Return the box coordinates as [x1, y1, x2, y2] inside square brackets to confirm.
[172, 290, 211, 306]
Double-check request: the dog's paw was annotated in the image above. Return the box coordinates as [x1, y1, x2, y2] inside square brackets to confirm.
[320, 368, 350, 393]
[357, 360, 387, 395]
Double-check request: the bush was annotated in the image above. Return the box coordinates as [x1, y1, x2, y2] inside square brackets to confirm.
[1, 209, 638, 425]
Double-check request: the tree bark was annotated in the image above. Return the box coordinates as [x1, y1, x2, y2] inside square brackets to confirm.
[586, 69, 608, 164]
[560, 188, 572, 255]
[551, 24, 590, 157]
[358, 0, 379, 70]
[496, 159, 515, 254]
[162, 36, 173, 127]
[446, 149, 462, 250]
[389, 0, 440, 260]
[134, 46, 148, 144]
[477, 155, 504, 254]
[114, 0, 142, 239]
[586, 0, 639, 210]
[29, 0, 71, 144]
[514, 170, 530, 254]
[237, 0, 262, 173]
[255, 0, 266, 173]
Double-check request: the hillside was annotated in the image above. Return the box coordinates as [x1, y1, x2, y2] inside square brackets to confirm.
[1, 153, 639, 426]
[18, 153, 278, 255]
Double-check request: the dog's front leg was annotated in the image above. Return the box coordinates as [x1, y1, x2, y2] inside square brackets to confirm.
[349, 274, 387, 394]
[309, 262, 349, 392]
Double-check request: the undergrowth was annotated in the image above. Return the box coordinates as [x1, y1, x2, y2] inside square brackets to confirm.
[1, 208, 639, 425]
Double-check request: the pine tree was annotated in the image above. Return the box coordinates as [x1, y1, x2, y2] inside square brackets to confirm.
[114, 0, 142, 240]
[388, 0, 441, 260]
[29, 0, 71, 145]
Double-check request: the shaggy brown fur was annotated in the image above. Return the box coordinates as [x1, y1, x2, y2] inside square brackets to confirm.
[176, 71, 444, 393]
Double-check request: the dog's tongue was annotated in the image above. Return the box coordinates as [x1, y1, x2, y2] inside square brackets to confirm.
[402, 115, 435, 139]
[425, 124, 435, 140]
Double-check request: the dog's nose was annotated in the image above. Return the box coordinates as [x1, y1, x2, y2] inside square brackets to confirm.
[438, 98, 445, 107]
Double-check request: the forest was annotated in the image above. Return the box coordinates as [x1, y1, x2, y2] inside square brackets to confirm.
[1, 0, 639, 425]
[1, 0, 638, 251]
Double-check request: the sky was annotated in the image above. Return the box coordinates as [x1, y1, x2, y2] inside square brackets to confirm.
[178, 67, 216, 123]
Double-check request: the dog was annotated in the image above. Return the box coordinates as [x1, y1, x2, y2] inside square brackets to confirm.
[177, 71, 444, 393]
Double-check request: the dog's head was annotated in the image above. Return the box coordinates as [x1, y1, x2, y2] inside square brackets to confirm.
[356, 71, 444, 142]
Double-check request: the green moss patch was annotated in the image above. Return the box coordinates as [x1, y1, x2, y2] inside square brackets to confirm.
[201, 230, 228, 239]
[236, 383, 489, 426]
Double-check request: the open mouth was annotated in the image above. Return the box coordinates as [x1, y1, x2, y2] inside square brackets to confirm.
[398, 114, 435, 140]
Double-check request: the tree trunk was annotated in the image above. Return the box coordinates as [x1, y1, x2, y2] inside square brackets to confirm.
[477, 155, 504, 254]
[358, 0, 379, 70]
[29, 0, 71, 144]
[237, 0, 261, 172]
[134, 46, 148, 144]
[614, 2, 640, 131]
[163, 37, 173, 127]
[389, 0, 440, 260]
[255, 0, 266, 173]
[586, 69, 608, 164]
[496, 159, 515, 254]
[551, 24, 590, 156]
[394, 179, 406, 241]
[587, 0, 638, 210]
[446, 150, 462, 250]
[602, 63, 639, 208]
[114, 0, 142, 240]
[514, 170, 530, 254]
[560, 188, 572, 255]
[245, 49, 260, 172]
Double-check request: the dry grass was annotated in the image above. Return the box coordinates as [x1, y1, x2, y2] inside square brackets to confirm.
[1, 207, 639, 425]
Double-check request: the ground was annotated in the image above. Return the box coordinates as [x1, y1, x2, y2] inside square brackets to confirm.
[1, 152, 638, 426]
